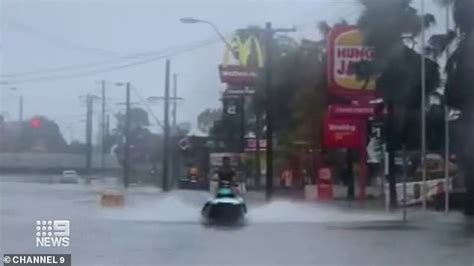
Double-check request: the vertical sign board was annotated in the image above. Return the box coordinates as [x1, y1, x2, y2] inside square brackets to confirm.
[326, 25, 379, 200]
[327, 25, 377, 103]
[323, 115, 369, 200]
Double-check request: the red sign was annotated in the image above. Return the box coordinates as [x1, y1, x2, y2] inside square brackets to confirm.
[323, 116, 363, 148]
[327, 25, 377, 103]
[328, 104, 375, 117]
[219, 65, 258, 86]
[30, 118, 41, 128]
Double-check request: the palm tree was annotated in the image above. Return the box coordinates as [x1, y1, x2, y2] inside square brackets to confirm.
[355, 0, 441, 209]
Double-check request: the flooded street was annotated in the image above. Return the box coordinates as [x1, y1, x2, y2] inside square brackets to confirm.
[1, 179, 474, 266]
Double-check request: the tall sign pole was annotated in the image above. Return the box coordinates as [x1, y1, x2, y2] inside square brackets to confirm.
[255, 107, 261, 189]
[240, 95, 246, 152]
[162, 60, 171, 191]
[264, 22, 274, 202]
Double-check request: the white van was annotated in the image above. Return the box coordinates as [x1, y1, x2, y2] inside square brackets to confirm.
[61, 170, 80, 183]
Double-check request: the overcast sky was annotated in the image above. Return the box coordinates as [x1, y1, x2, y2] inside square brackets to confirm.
[0, 0, 447, 143]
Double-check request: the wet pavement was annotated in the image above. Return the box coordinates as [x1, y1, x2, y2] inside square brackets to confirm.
[1, 177, 474, 266]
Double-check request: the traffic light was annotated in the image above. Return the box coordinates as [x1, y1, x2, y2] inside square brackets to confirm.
[30, 118, 41, 128]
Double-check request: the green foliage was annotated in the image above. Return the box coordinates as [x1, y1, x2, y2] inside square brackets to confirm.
[0, 116, 68, 152]
[197, 108, 222, 134]
[115, 107, 149, 131]
[210, 25, 328, 157]
[432, 0, 474, 214]
[356, 0, 442, 150]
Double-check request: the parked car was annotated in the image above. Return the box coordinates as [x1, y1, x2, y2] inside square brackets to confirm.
[61, 170, 80, 184]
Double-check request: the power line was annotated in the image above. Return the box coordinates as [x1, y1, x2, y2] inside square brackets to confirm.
[2, 3, 362, 84]
[1, 37, 220, 78]
[1, 38, 218, 84]
[3, 19, 120, 58]
[3, 2, 360, 79]
[1, 56, 147, 78]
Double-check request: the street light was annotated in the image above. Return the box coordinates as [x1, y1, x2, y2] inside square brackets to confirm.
[179, 17, 201, 24]
[180, 17, 236, 54]
[115, 82, 131, 188]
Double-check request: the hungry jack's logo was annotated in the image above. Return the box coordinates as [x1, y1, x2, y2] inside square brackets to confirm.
[333, 29, 376, 91]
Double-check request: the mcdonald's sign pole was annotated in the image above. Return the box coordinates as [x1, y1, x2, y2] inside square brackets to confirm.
[264, 22, 274, 202]
[264, 22, 296, 201]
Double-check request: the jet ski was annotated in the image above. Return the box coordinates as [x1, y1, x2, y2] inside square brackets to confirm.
[201, 181, 247, 224]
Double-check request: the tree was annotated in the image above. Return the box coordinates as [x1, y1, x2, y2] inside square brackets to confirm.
[197, 108, 222, 134]
[211, 25, 329, 175]
[18, 116, 68, 152]
[115, 107, 149, 132]
[355, 0, 441, 208]
[430, 0, 474, 214]
[112, 108, 154, 168]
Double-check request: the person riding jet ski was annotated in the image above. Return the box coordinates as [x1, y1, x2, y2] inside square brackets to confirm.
[217, 157, 237, 187]
[210, 157, 240, 195]
[202, 157, 247, 223]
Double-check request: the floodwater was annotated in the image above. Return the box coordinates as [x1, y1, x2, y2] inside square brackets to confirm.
[1, 178, 474, 266]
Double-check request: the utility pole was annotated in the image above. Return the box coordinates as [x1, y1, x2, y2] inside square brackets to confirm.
[264, 22, 296, 201]
[172, 73, 178, 189]
[421, 0, 427, 210]
[123, 83, 131, 188]
[240, 95, 246, 152]
[19, 95, 23, 122]
[85, 95, 93, 177]
[255, 106, 261, 189]
[163, 60, 171, 191]
[172, 74, 178, 131]
[264, 22, 274, 202]
[106, 114, 110, 147]
[444, 4, 451, 213]
[101, 80, 106, 174]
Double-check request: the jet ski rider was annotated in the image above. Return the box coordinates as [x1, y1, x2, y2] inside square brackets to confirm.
[216, 157, 236, 184]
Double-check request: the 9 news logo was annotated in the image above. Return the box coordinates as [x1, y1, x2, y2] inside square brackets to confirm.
[35, 220, 70, 247]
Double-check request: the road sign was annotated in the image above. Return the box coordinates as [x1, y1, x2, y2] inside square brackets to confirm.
[367, 121, 384, 163]
[179, 137, 191, 150]
[224, 86, 256, 95]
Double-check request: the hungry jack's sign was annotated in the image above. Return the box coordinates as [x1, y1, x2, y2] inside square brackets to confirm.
[327, 25, 377, 103]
